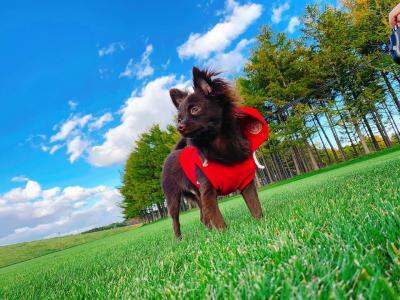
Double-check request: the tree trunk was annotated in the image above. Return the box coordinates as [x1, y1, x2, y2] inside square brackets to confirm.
[261, 154, 274, 183]
[354, 122, 370, 154]
[156, 203, 164, 218]
[271, 153, 284, 181]
[334, 101, 358, 156]
[270, 154, 281, 181]
[371, 108, 391, 147]
[321, 100, 346, 160]
[363, 116, 380, 150]
[306, 143, 319, 171]
[382, 101, 400, 141]
[180, 196, 188, 212]
[313, 119, 332, 164]
[291, 148, 302, 175]
[381, 71, 400, 113]
[254, 173, 262, 187]
[279, 153, 293, 178]
[296, 143, 310, 173]
[338, 90, 370, 154]
[314, 114, 340, 162]
[309, 138, 325, 167]
[390, 67, 400, 86]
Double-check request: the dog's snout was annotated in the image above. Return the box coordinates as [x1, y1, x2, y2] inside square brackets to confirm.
[178, 124, 187, 132]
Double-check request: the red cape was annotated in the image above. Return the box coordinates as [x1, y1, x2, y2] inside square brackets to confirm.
[179, 106, 269, 195]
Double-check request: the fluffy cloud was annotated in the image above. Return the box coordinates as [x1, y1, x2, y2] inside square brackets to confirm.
[50, 114, 92, 143]
[2, 180, 42, 202]
[43, 112, 115, 162]
[49, 144, 63, 155]
[43, 114, 93, 162]
[120, 59, 134, 78]
[0, 179, 122, 246]
[271, 2, 290, 24]
[67, 136, 90, 163]
[206, 38, 254, 73]
[120, 45, 154, 79]
[98, 42, 126, 57]
[88, 112, 113, 131]
[11, 175, 29, 182]
[88, 75, 188, 167]
[287, 16, 301, 33]
[177, 0, 262, 59]
[42, 75, 187, 166]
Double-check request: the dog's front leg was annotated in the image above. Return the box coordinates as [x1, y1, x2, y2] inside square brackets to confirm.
[197, 168, 226, 230]
[241, 180, 263, 219]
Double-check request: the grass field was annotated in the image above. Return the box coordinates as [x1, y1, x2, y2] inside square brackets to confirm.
[0, 149, 399, 299]
[0, 224, 142, 269]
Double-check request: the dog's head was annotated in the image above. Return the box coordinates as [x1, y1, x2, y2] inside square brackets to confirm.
[169, 67, 239, 139]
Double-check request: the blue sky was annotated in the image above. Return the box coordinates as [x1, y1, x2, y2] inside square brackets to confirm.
[0, 0, 334, 245]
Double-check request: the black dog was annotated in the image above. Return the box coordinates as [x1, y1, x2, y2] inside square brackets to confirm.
[162, 67, 263, 238]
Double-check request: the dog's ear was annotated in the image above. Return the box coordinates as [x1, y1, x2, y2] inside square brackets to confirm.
[193, 66, 212, 96]
[169, 88, 188, 109]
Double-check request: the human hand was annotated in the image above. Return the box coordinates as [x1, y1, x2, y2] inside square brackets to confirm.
[389, 3, 400, 28]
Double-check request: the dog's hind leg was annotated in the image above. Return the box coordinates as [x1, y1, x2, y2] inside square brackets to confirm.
[167, 192, 182, 239]
[241, 180, 263, 219]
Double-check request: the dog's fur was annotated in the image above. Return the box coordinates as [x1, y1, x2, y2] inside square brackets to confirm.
[162, 67, 263, 238]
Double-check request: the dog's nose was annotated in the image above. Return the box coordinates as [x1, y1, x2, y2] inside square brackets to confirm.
[178, 124, 186, 132]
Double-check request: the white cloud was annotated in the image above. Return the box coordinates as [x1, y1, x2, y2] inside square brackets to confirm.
[206, 38, 254, 73]
[42, 187, 61, 199]
[88, 113, 114, 131]
[287, 16, 301, 33]
[50, 114, 92, 143]
[11, 176, 29, 182]
[68, 100, 78, 110]
[0, 180, 122, 246]
[120, 44, 154, 79]
[98, 42, 126, 57]
[44, 111, 115, 163]
[2, 180, 42, 202]
[67, 136, 90, 163]
[177, 0, 262, 59]
[161, 59, 171, 70]
[271, 2, 290, 24]
[137, 45, 154, 79]
[88, 75, 188, 167]
[49, 144, 63, 155]
[119, 58, 134, 78]
[40, 114, 93, 162]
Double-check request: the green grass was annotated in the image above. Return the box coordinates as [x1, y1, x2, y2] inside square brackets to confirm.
[0, 224, 142, 269]
[0, 149, 399, 299]
[258, 144, 400, 192]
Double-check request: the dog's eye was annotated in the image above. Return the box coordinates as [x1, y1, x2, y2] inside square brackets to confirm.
[190, 106, 201, 115]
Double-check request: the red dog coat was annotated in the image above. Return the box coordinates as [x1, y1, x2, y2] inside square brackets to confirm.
[179, 106, 269, 195]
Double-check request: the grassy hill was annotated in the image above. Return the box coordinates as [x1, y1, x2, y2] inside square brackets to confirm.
[0, 224, 142, 269]
[0, 149, 399, 299]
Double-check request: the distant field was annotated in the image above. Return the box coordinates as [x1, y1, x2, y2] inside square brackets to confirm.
[0, 149, 399, 299]
[0, 224, 142, 268]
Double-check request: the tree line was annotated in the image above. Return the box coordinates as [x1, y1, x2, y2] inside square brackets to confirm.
[120, 0, 400, 222]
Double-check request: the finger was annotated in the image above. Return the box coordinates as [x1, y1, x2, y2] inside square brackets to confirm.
[390, 14, 400, 27]
[390, 15, 397, 27]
